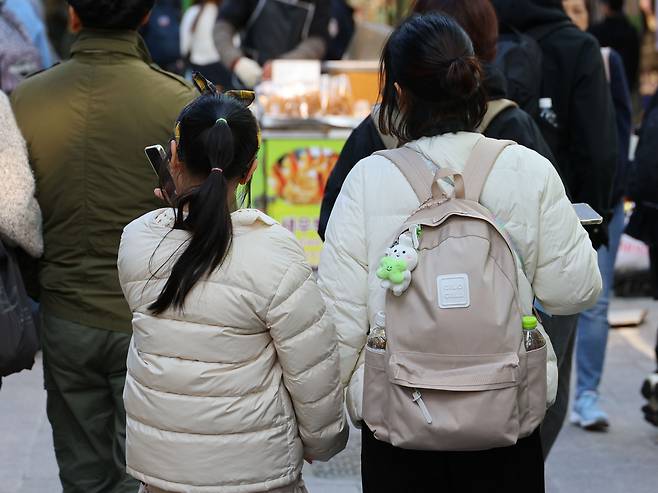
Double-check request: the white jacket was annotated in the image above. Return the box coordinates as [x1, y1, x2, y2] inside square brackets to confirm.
[118, 208, 348, 493]
[318, 132, 602, 425]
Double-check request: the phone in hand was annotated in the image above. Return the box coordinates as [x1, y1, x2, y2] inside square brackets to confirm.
[144, 145, 176, 203]
[573, 203, 603, 225]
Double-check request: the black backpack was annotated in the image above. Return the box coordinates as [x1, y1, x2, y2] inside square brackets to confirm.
[0, 240, 39, 378]
[495, 21, 571, 118]
[140, 0, 182, 72]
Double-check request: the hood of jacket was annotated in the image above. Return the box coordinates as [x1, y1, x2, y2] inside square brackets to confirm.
[483, 63, 508, 100]
[491, 0, 569, 31]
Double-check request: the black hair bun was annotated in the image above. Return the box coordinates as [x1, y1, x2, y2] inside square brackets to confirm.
[445, 56, 482, 100]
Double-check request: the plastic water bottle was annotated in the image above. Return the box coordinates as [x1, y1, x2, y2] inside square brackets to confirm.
[539, 98, 559, 129]
[523, 316, 546, 351]
[366, 311, 387, 351]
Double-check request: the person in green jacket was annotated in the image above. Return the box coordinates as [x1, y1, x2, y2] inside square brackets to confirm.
[10, 1, 196, 491]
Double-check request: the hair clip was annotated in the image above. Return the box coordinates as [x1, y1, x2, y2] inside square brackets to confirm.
[225, 90, 256, 107]
[192, 71, 218, 95]
[215, 118, 228, 126]
[192, 71, 256, 107]
[211, 168, 223, 174]
[174, 121, 181, 146]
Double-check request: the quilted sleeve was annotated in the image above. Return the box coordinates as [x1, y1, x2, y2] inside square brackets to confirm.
[317, 163, 370, 387]
[533, 162, 602, 315]
[267, 253, 348, 462]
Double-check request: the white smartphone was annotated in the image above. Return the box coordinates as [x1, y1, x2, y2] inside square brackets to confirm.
[144, 144, 167, 176]
[144, 144, 176, 202]
[573, 203, 603, 225]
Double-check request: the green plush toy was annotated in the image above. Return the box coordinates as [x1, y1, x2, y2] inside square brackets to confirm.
[377, 256, 408, 285]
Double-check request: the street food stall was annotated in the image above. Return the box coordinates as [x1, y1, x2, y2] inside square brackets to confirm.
[251, 59, 379, 266]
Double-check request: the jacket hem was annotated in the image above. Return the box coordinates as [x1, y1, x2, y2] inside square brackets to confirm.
[42, 302, 132, 333]
[127, 467, 300, 493]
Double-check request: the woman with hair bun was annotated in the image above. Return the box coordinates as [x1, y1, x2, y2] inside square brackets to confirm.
[118, 93, 347, 492]
[318, 13, 601, 492]
[318, 0, 557, 241]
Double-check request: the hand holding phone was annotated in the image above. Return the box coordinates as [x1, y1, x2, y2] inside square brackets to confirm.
[144, 145, 176, 204]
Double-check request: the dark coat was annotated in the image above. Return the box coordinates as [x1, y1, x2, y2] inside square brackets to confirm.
[491, 0, 617, 226]
[483, 65, 557, 166]
[606, 48, 632, 205]
[626, 90, 658, 246]
[590, 14, 641, 91]
[10, 30, 196, 332]
[318, 65, 556, 241]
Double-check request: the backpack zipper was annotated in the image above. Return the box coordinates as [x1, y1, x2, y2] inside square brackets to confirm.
[412, 389, 433, 424]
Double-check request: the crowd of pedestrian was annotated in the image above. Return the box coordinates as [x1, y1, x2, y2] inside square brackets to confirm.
[0, 1, 657, 493]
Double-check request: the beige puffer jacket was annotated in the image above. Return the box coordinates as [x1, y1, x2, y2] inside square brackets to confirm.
[118, 208, 348, 493]
[318, 132, 602, 426]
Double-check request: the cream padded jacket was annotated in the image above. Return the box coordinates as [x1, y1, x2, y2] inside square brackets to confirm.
[118, 208, 348, 493]
[318, 132, 602, 425]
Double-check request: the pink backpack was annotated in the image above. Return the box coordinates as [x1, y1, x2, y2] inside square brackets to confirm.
[363, 137, 547, 451]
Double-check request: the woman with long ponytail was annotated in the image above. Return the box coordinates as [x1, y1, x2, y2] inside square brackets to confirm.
[118, 93, 347, 493]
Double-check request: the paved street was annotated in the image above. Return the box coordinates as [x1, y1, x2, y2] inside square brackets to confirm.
[1, 297, 657, 493]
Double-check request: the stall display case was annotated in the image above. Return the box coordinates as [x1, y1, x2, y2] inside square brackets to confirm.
[257, 130, 350, 267]
[251, 60, 379, 266]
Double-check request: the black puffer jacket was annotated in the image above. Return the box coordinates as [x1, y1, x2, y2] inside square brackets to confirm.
[491, 0, 617, 227]
[318, 64, 556, 240]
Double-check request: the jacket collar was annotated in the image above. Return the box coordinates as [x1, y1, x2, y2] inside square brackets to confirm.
[70, 29, 152, 62]
[232, 209, 278, 229]
[153, 208, 277, 233]
[407, 132, 484, 174]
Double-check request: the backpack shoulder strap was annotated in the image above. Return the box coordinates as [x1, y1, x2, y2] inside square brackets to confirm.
[374, 147, 434, 204]
[463, 137, 515, 203]
[476, 99, 518, 134]
[600, 47, 611, 82]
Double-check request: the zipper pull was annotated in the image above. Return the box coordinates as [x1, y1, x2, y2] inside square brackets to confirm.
[412, 389, 433, 424]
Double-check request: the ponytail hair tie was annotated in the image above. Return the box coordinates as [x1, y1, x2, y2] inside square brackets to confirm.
[215, 118, 228, 126]
[211, 168, 223, 174]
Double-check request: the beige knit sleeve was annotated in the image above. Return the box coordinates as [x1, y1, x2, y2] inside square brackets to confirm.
[213, 19, 244, 70]
[0, 92, 43, 257]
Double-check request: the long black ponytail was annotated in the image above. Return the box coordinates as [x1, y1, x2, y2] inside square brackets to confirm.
[149, 94, 259, 314]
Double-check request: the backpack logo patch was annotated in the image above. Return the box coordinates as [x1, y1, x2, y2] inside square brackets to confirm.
[437, 274, 470, 309]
